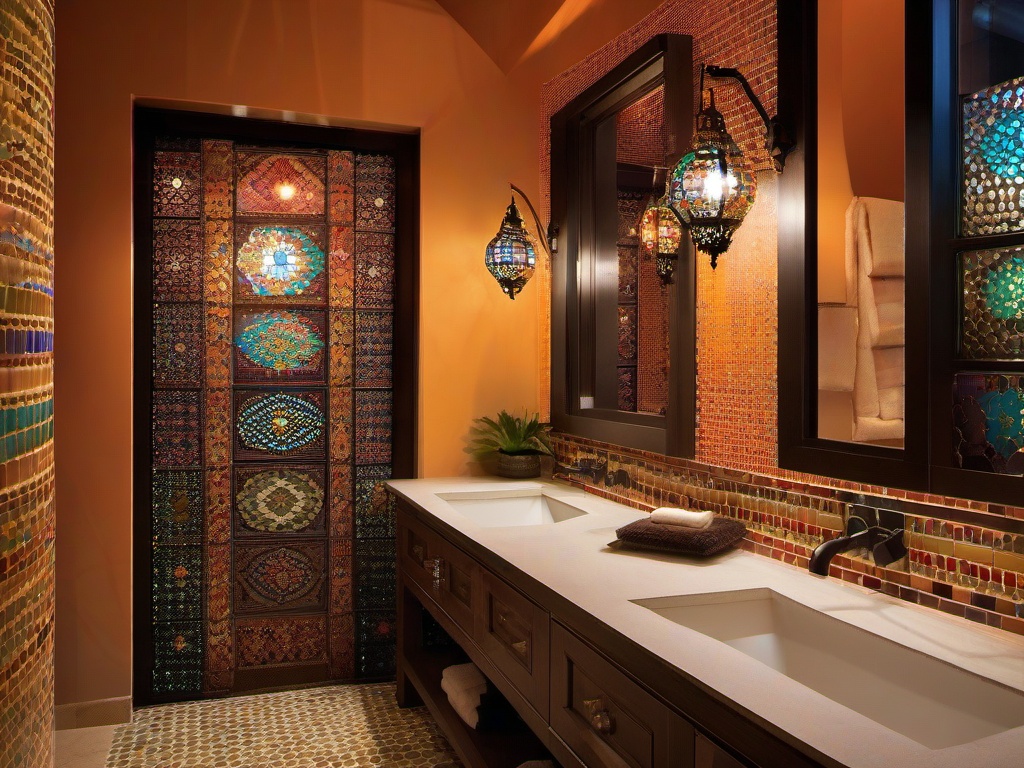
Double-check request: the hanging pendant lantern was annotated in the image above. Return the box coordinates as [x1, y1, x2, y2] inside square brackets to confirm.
[639, 188, 684, 285]
[669, 87, 757, 268]
[485, 195, 537, 300]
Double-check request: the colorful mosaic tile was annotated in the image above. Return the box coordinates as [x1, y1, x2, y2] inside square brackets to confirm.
[202, 140, 234, 220]
[205, 542, 234, 682]
[234, 466, 326, 535]
[153, 219, 203, 302]
[152, 471, 203, 544]
[153, 303, 204, 387]
[204, 219, 233, 304]
[961, 245, 1024, 359]
[328, 151, 355, 225]
[357, 642, 397, 679]
[205, 388, 231, 466]
[152, 544, 203, 622]
[954, 373, 1024, 474]
[354, 154, 396, 232]
[153, 389, 202, 467]
[355, 232, 394, 309]
[356, 611, 396, 646]
[152, 621, 204, 695]
[234, 543, 327, 614]
[153, 151, 202, 218]
[619, 245, 638, 302]
[329, 311, 354, 388]
[963, 75, 1024, 236]
[0, 393, 53, 464]
[234, 309, 327, 383]
[355, 464, 394, 540]
[235, 224, 327, 302]
[618, 305, 637, 363]
[236, 152, 327, 217]
[330, 463, 354, 541]
[155, 136, 202, 151]
[329, 615, 356, 680]
[354, 538, 396, 611]
[106, 684, 460, 767]
[354, 390, 392, 465]
[205, 305, 232, 387]
[329, 226, 355, 308]
[234, 389, 326, 461]
[330, 387, 353, 465]
[331, 547, 354, 616]
[617, 366, 637, 412]
[235, 616, 328, 667]
[206, 466, 232, 545]
[354, 311, 392, 389]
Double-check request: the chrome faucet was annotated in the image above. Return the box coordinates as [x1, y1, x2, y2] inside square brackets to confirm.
[809, 522, 907, 576]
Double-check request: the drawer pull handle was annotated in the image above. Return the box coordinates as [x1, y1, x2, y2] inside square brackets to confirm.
[411, 543, 425, 563]
[583, 698, 615, 736]
[423, 558, 444, 588]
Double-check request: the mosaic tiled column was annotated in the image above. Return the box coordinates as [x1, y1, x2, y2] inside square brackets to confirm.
[0, 0, 55, 765]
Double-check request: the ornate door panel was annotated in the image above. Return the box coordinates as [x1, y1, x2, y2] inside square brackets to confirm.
[137, 112, 415, 704]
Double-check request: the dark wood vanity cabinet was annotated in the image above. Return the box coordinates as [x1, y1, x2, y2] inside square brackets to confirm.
[393, 497, 828, 768]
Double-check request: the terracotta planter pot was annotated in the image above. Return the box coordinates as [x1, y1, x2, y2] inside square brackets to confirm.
[495, 452, 541, 478]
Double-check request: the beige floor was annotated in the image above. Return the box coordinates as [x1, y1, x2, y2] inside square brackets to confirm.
[55, 683, 460, 768]
[55, 724, 117, 768]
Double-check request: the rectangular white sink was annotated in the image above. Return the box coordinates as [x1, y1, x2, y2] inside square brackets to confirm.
[437, 488, 589, 528]
[633, 588, 1024, 749]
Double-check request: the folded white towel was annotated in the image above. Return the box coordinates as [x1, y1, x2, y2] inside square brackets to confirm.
[441, 662, 486, 691]
[650, 507, 713, 529]
[441, 675, 486, 707]
[448, 693, 479, 729]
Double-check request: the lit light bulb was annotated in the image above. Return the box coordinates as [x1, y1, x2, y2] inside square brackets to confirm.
[277, 182, 296, 201]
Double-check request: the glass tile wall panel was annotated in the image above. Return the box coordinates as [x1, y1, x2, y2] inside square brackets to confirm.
[962, 75, 1024, 237]
[961, 245, 1024, 359]
[953, 373, 1024, 474]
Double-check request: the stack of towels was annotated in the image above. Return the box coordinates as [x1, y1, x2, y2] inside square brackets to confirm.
[613, 506, 747, 557]
[440, 662, 523, 732]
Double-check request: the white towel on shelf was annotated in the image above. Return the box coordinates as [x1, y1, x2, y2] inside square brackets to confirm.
[441, 662, 486, 691]
[650, 507, 713, 529]
[448, 693, 480, 729]
[440, 675, 486, 708]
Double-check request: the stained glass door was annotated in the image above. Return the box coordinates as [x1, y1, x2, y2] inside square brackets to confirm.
[136, 111, 415, 704]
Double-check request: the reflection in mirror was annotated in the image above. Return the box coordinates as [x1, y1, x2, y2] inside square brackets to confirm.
[815, 0, 905, 447]
[612, 85, 670, 416]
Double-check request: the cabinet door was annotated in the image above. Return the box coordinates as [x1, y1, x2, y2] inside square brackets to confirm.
[398, 513, 441, 596]
[476, 570, 550, 719]
[435, 535, 479, 638]
[550, 622, 694, 768]
[694, 733, 749, 768]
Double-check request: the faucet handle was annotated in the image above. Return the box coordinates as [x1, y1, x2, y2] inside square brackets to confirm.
[872, 528, 907, 568]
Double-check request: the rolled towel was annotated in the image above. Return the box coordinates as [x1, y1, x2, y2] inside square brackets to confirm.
[650, 507, 713, 529]
[441, 662, 486, 691]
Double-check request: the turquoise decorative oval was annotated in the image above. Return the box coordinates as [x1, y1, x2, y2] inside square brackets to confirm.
[237, 226, 325, 296]
[978, 107, 1024, 180]
[237, 393, 324, 454]
[235, 311, 324, 371]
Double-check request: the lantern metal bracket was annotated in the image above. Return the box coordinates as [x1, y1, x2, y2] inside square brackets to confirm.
[510, 183, 558, 257]
[704, 64, 795, 173]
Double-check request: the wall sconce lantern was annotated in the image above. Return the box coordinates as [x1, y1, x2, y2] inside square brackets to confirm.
[639, 186, 684, 285]
[485, 184, 554, 300]
[669, 64, 794, 268]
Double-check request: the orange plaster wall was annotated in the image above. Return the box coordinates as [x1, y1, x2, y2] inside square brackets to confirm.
[53, 0, 663, 707]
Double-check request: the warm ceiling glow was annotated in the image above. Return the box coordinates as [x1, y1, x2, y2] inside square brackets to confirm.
[277, 182, 296, 201]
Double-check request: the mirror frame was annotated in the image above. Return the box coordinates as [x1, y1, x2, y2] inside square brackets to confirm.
[777, 0, 943, 490]
[550, 34, 696, 457]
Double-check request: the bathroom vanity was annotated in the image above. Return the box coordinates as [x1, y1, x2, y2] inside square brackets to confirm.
[388, 478, 1024, 768]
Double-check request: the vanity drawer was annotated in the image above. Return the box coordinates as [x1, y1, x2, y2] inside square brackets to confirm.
[398, 514, 441, 595]
[551, 622, 694, 768]
[435, 536, 479, 636]
[476, 569, 550, 718]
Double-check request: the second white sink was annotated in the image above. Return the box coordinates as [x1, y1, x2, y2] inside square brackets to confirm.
[437, 487, 589, 527]
[633, 588, 1024, 749]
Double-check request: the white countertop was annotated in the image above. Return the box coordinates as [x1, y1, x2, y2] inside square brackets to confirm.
[388, 477, 1024, 768]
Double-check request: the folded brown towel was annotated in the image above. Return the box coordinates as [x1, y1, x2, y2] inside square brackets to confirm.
[613, 516, 747, 557]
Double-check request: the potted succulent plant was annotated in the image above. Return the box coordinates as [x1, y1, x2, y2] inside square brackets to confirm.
[467, 410, 553, 478]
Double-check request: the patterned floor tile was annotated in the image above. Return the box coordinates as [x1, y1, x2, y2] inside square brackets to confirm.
[106, 684, 461, 767]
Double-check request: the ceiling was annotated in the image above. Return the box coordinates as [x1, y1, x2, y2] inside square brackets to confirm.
[434, 0, 578, 73]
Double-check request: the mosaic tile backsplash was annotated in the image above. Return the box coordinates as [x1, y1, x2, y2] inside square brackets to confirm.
[0, 1, 55, 767]
[552, 432, 1024, 638]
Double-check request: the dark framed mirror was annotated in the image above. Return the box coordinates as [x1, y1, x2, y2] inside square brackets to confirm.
[777, 0, 938, 489]
[550, 34, 696, 457]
